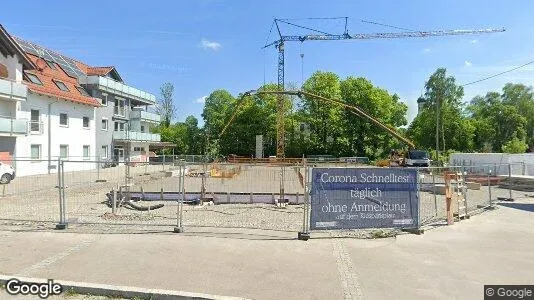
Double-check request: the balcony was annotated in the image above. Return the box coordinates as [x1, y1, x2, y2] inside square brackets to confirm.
[0, 78, 27, 101]
[113, 131, 161, 142]
[130, 110, 161, 123]
[80, 75, 155, 105]
[0, 116, 28, 135]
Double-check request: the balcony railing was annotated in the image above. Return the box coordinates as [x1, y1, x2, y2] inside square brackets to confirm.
[130, 109, 161, 123]
[113, 131, 161, 142]
[0, 78, 28, 101]
[80, 75, 155, 105]
[0, 116, 28, 135]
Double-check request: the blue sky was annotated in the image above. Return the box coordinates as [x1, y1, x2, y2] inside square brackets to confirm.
[3, 0, 534, 125]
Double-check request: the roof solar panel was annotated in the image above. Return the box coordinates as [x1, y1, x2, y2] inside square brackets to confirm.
[14, 37, 85, 78]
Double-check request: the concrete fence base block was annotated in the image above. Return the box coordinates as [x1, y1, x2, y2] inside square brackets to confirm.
[402, 228, 424, 235]
[173, 226, 184, 233]
[0, 275, 247, 300]
[55, 223, 68, 230]
[298, 232, 310, 241]
[95, 179, 107, 183]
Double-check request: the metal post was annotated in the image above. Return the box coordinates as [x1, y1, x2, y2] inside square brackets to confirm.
[201, 156, 206, 200]
[507, 163, 513, 201]
[174, 162, 184, 233]
[112, 187, 117, 214]
[298, 158, 310, 240]
[488, 169, 493, 207]
[279, 163, 285, 206]
[56, 159, 67, 230]
[432, 170, 437, 218]
[162, 154, 166, 172]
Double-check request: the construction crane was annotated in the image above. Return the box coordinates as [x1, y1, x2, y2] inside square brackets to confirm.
[263, 17, 505, 158]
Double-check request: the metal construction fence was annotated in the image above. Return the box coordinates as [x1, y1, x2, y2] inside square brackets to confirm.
[0, 158, 532, 235]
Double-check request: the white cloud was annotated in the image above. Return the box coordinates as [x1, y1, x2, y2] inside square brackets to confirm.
[422, 48, 431, 53]
[464, 60, 473, 67]
[470, 39, 478, 44]
[201, 38, 221, 51]
[195, 96, 207, 103]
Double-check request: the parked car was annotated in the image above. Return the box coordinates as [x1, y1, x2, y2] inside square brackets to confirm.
[0, 162, 15, 184]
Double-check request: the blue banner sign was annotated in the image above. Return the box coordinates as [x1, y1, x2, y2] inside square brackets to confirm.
[310, 168, 419, 230]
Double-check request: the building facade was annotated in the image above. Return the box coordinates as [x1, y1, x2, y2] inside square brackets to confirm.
[0, 24, 161, 177]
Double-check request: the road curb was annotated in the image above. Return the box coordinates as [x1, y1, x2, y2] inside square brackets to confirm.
[0, 275, 248, 300]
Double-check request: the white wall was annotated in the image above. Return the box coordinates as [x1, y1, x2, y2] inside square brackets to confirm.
[14, 92, 96, 176]
[450, 153, 534, 176]
[0, 54, 23, 82]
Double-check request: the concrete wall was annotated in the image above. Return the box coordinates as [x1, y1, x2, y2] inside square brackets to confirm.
[14, 92, 96, 176]
[450, 153, 534, 176]
[0, 54, 23, 82]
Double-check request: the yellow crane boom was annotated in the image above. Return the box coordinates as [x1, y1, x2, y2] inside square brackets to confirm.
[219, 89, 416, 150]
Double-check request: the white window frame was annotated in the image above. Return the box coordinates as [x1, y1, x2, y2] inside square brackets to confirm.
[30, 109, 41, 134]
[101, 93, 108, 106]
[59, 113, 69, 127]
[83, 145, 90, 160]
[30, 144, 41, 160]
[101, 118, 108, 131]
[82, 116, 90, 129]
[59, 144, 69, 159]
[101, 145, 108, 159]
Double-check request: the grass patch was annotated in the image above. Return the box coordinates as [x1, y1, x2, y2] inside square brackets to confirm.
[369, 229, 397, 239]
[63, 288, 78, 297]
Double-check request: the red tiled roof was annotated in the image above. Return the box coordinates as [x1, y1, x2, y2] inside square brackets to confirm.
[87, 66, 114, 76]
[24, 53, 100, 107]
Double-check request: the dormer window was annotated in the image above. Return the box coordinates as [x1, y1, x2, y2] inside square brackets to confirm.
[45, 60, 57, 69]
[76, 86, 90, 96]
[25, 73, 42, 85]
[54, 80, 69, 92]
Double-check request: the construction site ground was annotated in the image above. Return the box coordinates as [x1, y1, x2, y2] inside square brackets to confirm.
[0, 195, 533, 299]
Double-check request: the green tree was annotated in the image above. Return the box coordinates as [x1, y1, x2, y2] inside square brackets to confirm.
[301, 71, 342, 154]
[156, 82, 176, 127]
[408, 68, 474, 153]
[340, 77, 408, 159]
[501, 83, 534, 148]
[502, 136, 528, 153]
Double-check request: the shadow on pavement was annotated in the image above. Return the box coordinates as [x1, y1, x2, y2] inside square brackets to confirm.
[498, 202, 534, 213]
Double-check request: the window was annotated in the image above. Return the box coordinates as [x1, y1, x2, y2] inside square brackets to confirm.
[60, 145, 69, 158]
[134, 147, 143, 152]
[54, 80, 69, 92]
[114, 122, 125, 132]
[101, 145, 108, 159]
[101, 119, 108, 130]
[83, 145, 90, 159]
[25, 73, 42, 85]
[30, 144, 41, 159]
[140, 125, 145, 132]
[83, 117, 90, 128]
[76, 86, 90, 97]
[59, 113, 68, 126]
[101, 93, 108, 106]
[30, 109, 40, 132]
[45, 60, 56, 69]
[114, 98, 125, 116]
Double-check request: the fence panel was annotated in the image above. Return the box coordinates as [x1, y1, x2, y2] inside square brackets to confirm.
[180, 161, 305, 231]
[0, 159, 60, 223]
[62, 159, 181, 228]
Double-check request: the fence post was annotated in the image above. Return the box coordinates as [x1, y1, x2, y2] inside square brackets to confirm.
[112, 187, 117, 214]
[488, 168, 493, 208]
[174, 162, 184, 233]
[506, 163, 514, 201]
[432, 169, 438, 218]
[298, 158, 310, 241]
[55, 158, 67, 230]
[162, 154, 166, 172]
